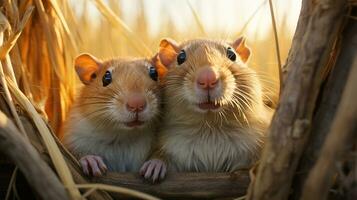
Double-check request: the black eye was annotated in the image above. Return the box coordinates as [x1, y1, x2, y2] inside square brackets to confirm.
[102, 71, 112, 87]
[149, 66, 158, 81]
[227, 47, 236, 61]
[177, 50, 186, 65]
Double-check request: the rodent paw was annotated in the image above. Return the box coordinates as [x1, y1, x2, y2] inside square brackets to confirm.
[79, 155, 107, 177]
[140, 159, 167, 183]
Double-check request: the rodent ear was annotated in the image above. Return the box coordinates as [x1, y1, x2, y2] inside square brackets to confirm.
[151, 53, 168, 81]
[74, 53, 102, 84]
[232, 37, 251, 63]
[158, 38, 180, 67]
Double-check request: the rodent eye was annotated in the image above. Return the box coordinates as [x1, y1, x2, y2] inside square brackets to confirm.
[227, 47, 237, 61]
[148, 66, 158, 81]
[177, 50, 186, 65]
[102, 71, 112, 87]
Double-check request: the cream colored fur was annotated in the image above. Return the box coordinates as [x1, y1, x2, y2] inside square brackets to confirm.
[63, 57, 160, 172]
[157, 39, 272, 172]
[160, 100, 269, 172]
[63, 112, 154, 172]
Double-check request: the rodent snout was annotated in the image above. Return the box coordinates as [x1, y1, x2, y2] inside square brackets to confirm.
[196, 68, 218, 90]
[126, 94, 147, 113]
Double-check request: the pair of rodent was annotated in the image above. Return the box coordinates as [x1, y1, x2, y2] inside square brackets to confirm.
[62, 37, 273, 180]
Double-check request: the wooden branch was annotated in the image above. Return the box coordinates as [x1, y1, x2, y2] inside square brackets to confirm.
[300, 54, 357, 200]
[94, 171, 249, 199]
[291, 8, 357, 199]
[246, 1, 348, 200]
[0, 111, 69, 200]
[281, 0, 311, 82]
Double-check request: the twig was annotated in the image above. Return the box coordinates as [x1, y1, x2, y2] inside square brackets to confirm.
[5, 167, 18, 200]
[47, 0, 78, 53]
[238, 0, 267, 36]
[0, 6, 34, 60]
[92, 0, 152, 56]
[82, 187, 97, 198]
[0, 27, 27, 138]
[187, 0, 206, 36]
[268, 0, 282, 96]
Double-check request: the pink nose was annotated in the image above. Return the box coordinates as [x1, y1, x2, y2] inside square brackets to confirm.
[126, 94, 146, 112]
[197, 68, 218, 90]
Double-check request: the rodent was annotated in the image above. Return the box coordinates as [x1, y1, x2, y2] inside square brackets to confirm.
[62, 53, 161, 176]
[140, 37, 273, 182]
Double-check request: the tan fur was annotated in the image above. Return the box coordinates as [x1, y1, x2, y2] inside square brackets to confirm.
[157, 39, 273, 172]
[63, 57, 161, 172]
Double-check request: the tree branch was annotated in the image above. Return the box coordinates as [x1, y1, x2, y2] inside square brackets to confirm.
[246, 0, 348, 200]
[291, 8, 357, 199]
[94, 171, 249, 199]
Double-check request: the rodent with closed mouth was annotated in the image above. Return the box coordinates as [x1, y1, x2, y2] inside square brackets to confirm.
[140, 37, 273, 182]
[63, 53, 161, 176]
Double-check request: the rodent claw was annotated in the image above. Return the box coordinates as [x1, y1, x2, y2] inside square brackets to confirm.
[144, 162, 156, 179]
[79, 158, 89, 175]
[160, 164, 167, 179]
[79, 155, 107, 176]
[152, 163, 163, 183]
[141, 159, 167, 183]
[93, 156, 108, 172]
[139, 161, 150, 175]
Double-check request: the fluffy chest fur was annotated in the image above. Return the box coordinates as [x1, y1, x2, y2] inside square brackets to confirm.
[63, 115, 153, 172]
[161, 122, 264, 172]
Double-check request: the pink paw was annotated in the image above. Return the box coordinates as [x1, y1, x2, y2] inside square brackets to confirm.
[140, 159, 167, 183]
[79, 155, 107, 177]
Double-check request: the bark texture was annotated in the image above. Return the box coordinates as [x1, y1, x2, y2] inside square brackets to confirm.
[95, 171, 249, 199]
[247, 0, 348, 200]
[301, 53, 357, 200]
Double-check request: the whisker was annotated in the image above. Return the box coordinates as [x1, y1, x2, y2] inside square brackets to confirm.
[73, 102, 112, 108]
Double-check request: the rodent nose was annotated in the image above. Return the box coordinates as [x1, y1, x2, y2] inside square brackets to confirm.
[126, 94, 146, 113]
[197, 68, 218, 90]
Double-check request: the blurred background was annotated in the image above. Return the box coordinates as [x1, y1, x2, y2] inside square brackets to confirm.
[67, 0, 301, 102]
[4, 0, 301, 134]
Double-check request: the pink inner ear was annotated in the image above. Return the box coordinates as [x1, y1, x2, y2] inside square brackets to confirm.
[232, 37, 251, 63]
[75, 63, 100, 84]
[157, 38, 180, 67]
[159, 48, 177, 67]
[74, 53, 101, 84]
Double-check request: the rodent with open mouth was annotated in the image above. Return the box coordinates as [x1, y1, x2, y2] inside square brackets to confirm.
[141, 37, 273, 182]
